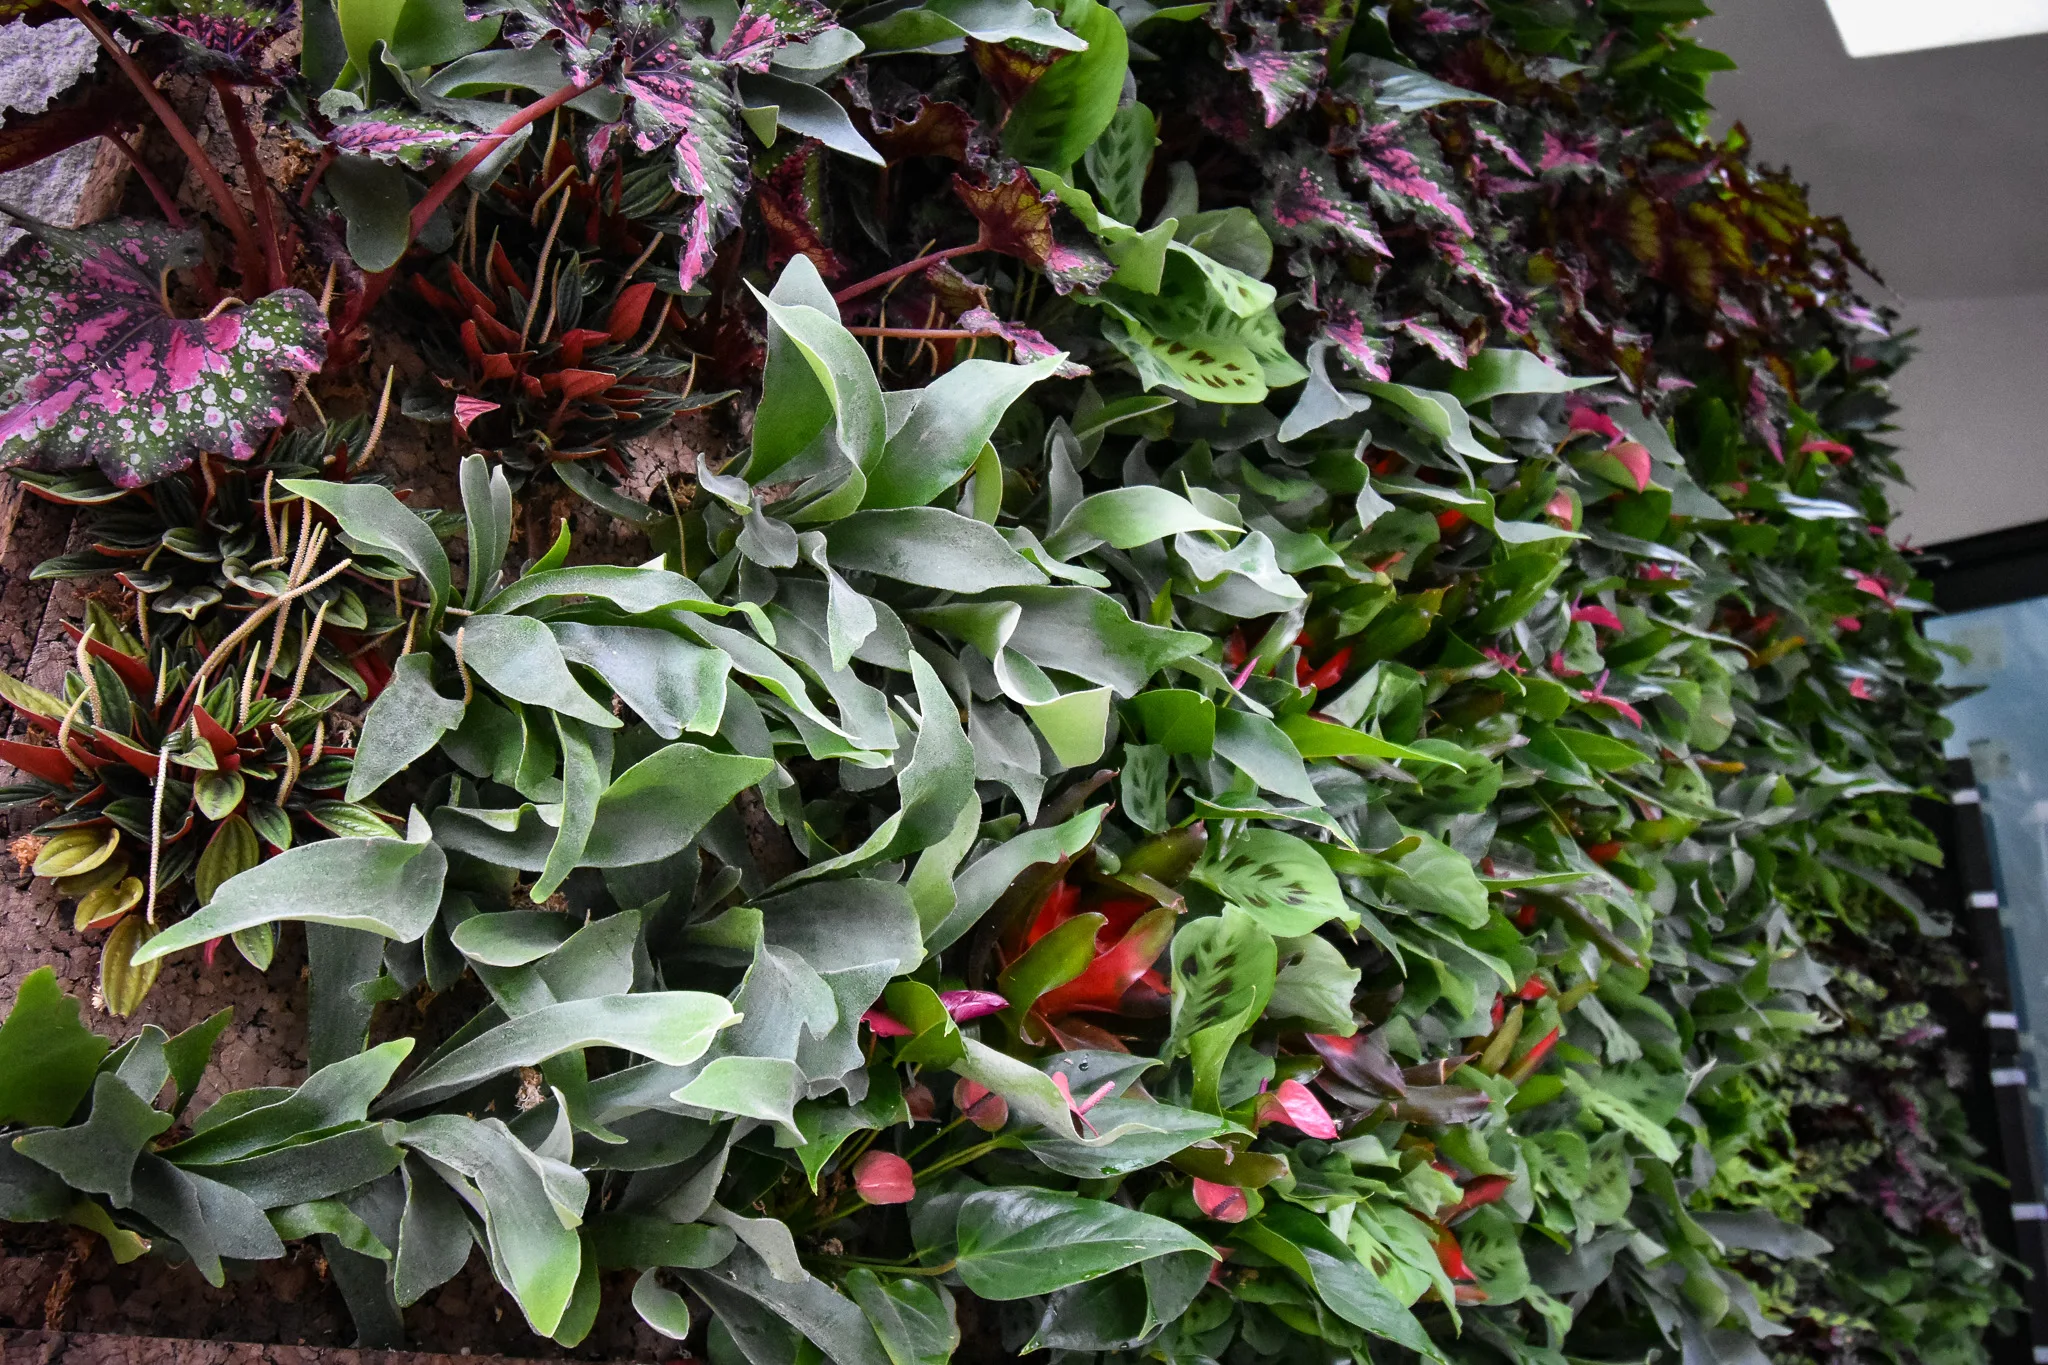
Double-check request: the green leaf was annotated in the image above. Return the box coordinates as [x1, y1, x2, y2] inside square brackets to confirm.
[672, 1056, 806, 1137]
[130, 836, 447, 964]
[1004, 0, 1128, 174]
[846, 1270, 957, 1365]
[163, 1007, 232, 1115]
[1083, 100, 1155, 225]
[379, 993, 737, 1111]
[581, 744, 776, 868]
[998, 912, 1108, 1032]
[1358, 382, 1503, 468]
[1027, 685, 1113, 768]
[1045, 487, 1237, 558]
[954, 1187, 1214, 1299]
[195, 815, 260, 907]
[1381, 832, 1490, 929]
[348, 654, 467, 800]
[1212, 709, 1319, 804]
[12, 1071, 172, 1205]
[270, 1198, 392, 1259]
[1236, 1203, 1437, 1357]
[752, 287, 887, 475]
[930, 805, 1108, 951]
[824, 509, 1048, 590]
[451, 910, 577, 967]
[1165, 906, 1275, 1110]
[460, 454, 514, 608]
[165, 1039, 414, 1164]
[1444, 349, 1608, 405]
[1278, 714, 1451, 766]
[984, 586, 1208, 696]
[479, 564, 713, 617]
[633, 1272, 694, 1339]
[1562, 1068, 1681, 1162]
[855, 0, 1085, 54]
[0, 968, 110, 1126]
[1126, 688, 1217, 758]
[282, 479, 450, 626]
[1192, 827, 1355, 936]
[865, 357, 1066, 510]
[452, 614, 619, 730]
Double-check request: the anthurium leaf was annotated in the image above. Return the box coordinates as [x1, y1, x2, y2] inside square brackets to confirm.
[846, 1269, 957, 1365]
[449, 614, 619, 730]
[0, 218, 325, 487]
[1044, 487, 1238, 558]
[397, 1114, 587, 1336]
[954, 1187, 1214, 1299]
[378, 993, 736, 1111]
[1236, 1203, 1437, 1357]
[1192, 827, 1356, 936]
[864, 355, 1066, 509]
[1002, 0, 1126, 174]
[0, 967, 110, 1126]
[132, 836, 446, 964]
[685, 1240, 894, 1365]
[824, 508, 1048, 590]
[348, 653, 466, 800]
[1022, 1099, 1229, 1179]
[12, 1071, 172, 1205]
[279, 478, 448, 623]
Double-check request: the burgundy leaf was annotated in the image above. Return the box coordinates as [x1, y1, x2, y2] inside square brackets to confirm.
[0, 217, 325, 487]
[1306, 1030, 1406, 1099]
[953, 1077, 1009, 1132]
[954, 170, 1112, 295]
[0, 85, 145, 177]
[968, 37, 1056, 111]
[866, 95, 976, 164]
[1538, 129, 1604, 174]
[451, 395, 500, 439]
[757, 142, 847, 280]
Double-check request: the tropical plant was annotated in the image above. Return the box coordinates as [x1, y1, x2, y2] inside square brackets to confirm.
[0, 0, 2014, 1361]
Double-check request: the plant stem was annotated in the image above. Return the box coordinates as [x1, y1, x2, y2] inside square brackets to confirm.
[56, 0, 267, 286]
[209, 76, 286, 292]
[812, 1256, 958, 1277]
[847, 325, 981, 339]
[914, 1137, 1008, 1182]
[833, 240, 985, 304]
[410, 80, 594, 240]
[102, 133, 183, 227]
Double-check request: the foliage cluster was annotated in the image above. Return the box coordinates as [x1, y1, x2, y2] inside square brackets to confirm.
[0, 0, 2016, 1361]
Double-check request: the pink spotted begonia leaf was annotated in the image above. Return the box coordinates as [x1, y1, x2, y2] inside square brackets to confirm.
[0, 217, 325, 488]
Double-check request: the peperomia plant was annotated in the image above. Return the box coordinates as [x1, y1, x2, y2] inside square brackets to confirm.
[0, 0, 2013, 1362]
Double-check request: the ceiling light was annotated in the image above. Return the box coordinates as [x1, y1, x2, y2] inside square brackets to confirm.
[1824, 0, 2048, 56]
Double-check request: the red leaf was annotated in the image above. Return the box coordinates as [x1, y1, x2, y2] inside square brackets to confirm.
[953, 170, 1112, 294]
[1434, 1230, 1474, 1280]
[1569, 604, 1623, 631]
[557, 328, 611, 370]
[0, 737, 79, 786]
[606, 282, 658, 343]
[1192, 1178, 1250, 1223]
[1035, 905, 1177, 1018]
[853, 1151, 916, 1205]
[62, 624, 155, 695]
[968, 38, 1055, 110]
[548, 370, 621, 404]
[0, 87, 144, 178]
[1448, 1174, 1513, 1221]
[958, 308, 1089, 378]
[452, 396, 500, 439]
[1567, 406, 1620, 442]
[93, 731, 161, 778]
[867, 96, 976, 164]
[189, 698, 238, 762]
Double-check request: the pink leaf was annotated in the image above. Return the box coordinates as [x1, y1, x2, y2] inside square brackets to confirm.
[939, 989, 1009, 1022]
[1570, 603, 1624, 632]
[1257, 1078, 1338, 1139]
[452, 395, 500, 439]
[861, 1009, 914, 1037]
[1836, 616, 1862, 632]
[1567, 406, 1621, 442]
[1192, 1178, 1250, 1223]
[1544, 490, 1578, 528]
[1849, 677, 1873, 700]
[1853, 575, 1890, 601]
[853, 1151, 916, 1205]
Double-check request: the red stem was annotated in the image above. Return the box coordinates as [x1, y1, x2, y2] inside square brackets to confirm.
[209, 76, 286, 293]
[833, 240, 985, 304]
[103, 132, 183, 228]
[409, 80, 593, 239]
[56, 0, 267, 288]
[847, 325, 980, 339]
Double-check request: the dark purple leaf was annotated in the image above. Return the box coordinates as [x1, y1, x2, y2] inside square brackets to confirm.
[104, 0, 295, 81]
[958, 308, 1089, 377]
[1224, 25, 1323, 128]
[953, 169, 1112, 295]
[1306, 1030, 1406, 1104]
[1263, 154, 1388, 258]
[0, 217, 325, 487]
[1337, 117, 1473, 236]
[322, 109, 477, 167]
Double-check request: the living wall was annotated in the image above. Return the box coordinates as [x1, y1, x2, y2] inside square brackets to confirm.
[0, 0, 2018, 1360]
